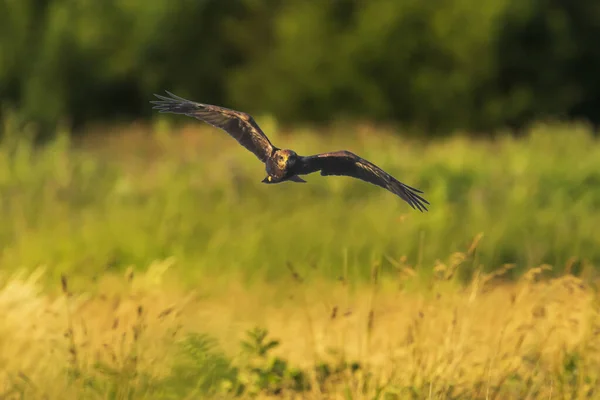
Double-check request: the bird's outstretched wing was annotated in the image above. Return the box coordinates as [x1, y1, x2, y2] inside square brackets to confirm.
[298, 151, 429, 211]
[151, 91, 275, 163]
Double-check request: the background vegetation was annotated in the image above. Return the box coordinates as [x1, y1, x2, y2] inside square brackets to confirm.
[1, 0, 600, 134]
[1, 0, 599, 398]
[0, 117, 598, 283]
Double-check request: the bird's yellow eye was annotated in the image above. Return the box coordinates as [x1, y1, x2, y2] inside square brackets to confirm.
[268, 176, 272, 181]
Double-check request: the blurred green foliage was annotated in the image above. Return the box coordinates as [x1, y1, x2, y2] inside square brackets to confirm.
[1, 0, 599, 134]
[0, 112, 597, 283]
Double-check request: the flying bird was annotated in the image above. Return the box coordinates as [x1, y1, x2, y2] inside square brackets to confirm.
[150, 91, 429, 211]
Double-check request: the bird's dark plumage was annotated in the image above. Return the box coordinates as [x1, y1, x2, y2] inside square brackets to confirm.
[151, 91, 274, 162]
[296, 151, 429, 211]
[151, 91, 430, 211]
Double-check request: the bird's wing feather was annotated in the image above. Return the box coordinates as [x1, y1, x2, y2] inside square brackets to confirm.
[151, 91, 275, 163]
[299, 151, 429, 211]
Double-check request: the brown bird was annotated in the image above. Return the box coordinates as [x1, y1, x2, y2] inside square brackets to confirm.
[151, 91, 429, 211]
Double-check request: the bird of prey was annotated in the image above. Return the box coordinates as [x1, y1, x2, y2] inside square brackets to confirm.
[150, 91, 429, 211]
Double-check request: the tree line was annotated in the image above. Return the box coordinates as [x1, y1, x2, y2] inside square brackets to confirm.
[1, 0, 599, 136]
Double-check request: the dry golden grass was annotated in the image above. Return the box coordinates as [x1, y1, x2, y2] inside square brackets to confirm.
[0, 256, 599, 399]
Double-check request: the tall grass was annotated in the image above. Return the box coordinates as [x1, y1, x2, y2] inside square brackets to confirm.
[0, 114, 598, 283]
[0, 260, 599, 399]
[1, 115, 600, 398]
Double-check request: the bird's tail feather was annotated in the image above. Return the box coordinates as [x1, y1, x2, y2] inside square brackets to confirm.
[289, 175, 307, 183]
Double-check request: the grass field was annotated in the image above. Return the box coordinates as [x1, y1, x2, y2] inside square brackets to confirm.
[0, 114, 599, 398]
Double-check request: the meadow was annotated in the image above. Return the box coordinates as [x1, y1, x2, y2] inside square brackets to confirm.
[0, 113, 599, 399]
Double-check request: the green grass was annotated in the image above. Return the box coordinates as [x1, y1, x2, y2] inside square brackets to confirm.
[0, 114, 599, 285]
[1, 115, 600, 398]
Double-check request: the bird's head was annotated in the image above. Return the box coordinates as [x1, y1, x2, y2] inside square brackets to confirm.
[275, 149, 298, 168]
